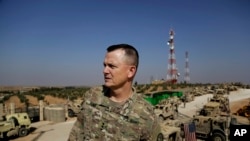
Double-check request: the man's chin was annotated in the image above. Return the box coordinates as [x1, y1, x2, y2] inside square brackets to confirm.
[104, 83, 117, 89]
[104, 83, 111, 87]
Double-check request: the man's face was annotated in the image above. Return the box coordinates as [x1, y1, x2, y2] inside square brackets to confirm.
[103, 49, 133, 88]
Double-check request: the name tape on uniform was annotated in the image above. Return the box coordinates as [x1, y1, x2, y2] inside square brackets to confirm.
[230, 125, 250, 140]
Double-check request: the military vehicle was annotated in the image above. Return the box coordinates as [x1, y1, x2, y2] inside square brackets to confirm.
[181, 115, 233, 141]
[181, 102, 235, 141]
[227, 85, 238, 92]
[142, 90, 183, 140]
[198, 99, 230, 117]
[214, 88, 227, 95]
[180, 97, 236, 141]
[198, 102, 221, 116]
[221, 84, 238, 94]
[210, 93, 230, 114]
[190, 87, 206, 96]
[67, 99, 83, 117]
[0, 112, 31, 139]
[154, 99, 178, 121]
[160, 119, 182, 141]
[142, 90, 182, 121]
[143, 90, 183, 106]
[168, 96, 182, 107]
[235, 100, 250, 118]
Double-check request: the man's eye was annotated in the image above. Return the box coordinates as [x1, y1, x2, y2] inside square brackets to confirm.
[109, 65, 115, 68]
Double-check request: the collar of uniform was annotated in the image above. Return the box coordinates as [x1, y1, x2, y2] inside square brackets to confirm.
[103, 86, 137, 104]
[85, 85, 137, 104]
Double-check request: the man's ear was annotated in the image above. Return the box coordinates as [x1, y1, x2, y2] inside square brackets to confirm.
[128, 66, 136, 78]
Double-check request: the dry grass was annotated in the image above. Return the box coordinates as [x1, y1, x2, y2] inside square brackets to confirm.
[4, 95, 68, 109]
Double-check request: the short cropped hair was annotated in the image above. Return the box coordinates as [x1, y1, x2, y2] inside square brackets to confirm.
[107, 44, 139, 69]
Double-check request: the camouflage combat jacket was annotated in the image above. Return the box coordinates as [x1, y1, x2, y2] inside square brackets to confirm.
[68, 86, 162, 141]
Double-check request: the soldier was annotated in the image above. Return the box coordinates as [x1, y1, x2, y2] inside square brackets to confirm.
[68, 44, 162, 141]
[182, 94, 187, 108]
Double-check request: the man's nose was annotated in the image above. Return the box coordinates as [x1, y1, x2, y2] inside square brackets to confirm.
[103, 66, 109, 74]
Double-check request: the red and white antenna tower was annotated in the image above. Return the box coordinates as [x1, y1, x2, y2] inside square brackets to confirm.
[184, 51, 190, 83]
[167, 29, 179, 84]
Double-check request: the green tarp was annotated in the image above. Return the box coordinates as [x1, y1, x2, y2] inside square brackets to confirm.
[144, 90, 183, 106]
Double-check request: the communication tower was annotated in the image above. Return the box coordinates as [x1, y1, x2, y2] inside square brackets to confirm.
[166, 29, 179, 84]
[184, 51, 190, 83]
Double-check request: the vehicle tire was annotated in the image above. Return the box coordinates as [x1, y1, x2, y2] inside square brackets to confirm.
[211, 132, 226, 141]
[2, 132, 8, 139]
[19, 127, 28, 137]
[68, 109, 75, 117]
[169, 135, 174, 141]
[156, 133, 164, 141]
[245, 112, 250, 117]
[158, 115, 165, 122]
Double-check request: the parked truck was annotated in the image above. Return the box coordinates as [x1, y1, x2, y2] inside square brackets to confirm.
[67, 99, 83, 117]
[160, 119, 182, 141]
[0, 112, 31, 139]
[181, 100, 236, 141]
[154, 98, 179, 121]
[143, 90, 184, 141]
[181, 114, 237, 141]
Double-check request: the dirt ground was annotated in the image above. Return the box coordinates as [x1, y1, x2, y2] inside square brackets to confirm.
[230, 98, 250, 113]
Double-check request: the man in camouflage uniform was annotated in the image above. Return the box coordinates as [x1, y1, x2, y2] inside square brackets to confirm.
[68, 44, 162, 141]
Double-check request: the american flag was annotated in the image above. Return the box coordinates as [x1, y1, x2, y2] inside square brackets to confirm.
[184, 122, 196, 141]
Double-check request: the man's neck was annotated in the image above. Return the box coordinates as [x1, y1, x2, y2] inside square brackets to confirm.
[109, 85, 133, 103]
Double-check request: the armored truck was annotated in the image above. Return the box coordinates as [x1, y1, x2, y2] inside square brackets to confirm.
[68, 99, 83, 117]
[207, 91, 231, 115]
[0, 112, 31, 139]
[160, 119, 182, 141]
[154, 99, 178, 121]
[181, 115, 234, 141]
[181, 99, 236, 141]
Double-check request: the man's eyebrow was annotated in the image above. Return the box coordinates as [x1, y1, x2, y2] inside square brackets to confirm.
[103, 62, 116, 66]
